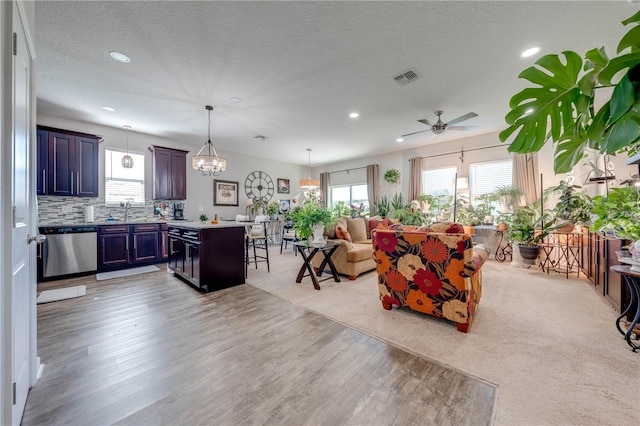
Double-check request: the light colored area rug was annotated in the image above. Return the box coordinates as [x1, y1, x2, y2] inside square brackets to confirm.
[37, 285, 86, 304]
[247, 252, 639, 426]
[95, 265, 160, 281]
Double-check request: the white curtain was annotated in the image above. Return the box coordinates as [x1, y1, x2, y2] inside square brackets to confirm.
[513, 153, 539, 206]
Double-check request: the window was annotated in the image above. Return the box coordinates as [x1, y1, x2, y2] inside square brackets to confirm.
[421, 166, 457, 196]
[329, 184, 369, 211]
[468, 159, 513, 203]
[105, 149, 145, 206]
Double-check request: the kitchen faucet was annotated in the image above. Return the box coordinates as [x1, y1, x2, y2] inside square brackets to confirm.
[121, 201, 131, 221]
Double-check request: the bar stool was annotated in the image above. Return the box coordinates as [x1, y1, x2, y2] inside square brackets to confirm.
[280, 222, 299, 255]
[245, 215, 270, 276]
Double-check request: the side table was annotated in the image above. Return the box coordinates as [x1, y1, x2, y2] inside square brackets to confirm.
[293, 240, 340, 290]
[609, 265, 640, 352]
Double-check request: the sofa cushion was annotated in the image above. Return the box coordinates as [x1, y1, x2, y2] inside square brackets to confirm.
[347, 217, 367, 242]
[335, 223, 352, 242]
[347, 244, 374, 262]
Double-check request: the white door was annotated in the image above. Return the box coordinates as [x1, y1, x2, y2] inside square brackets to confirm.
[10, 4, 34, 424]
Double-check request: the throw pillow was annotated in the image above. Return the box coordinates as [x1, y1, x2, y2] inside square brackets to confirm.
[335, 223, 352, 242]
[346, 217, 367, 242]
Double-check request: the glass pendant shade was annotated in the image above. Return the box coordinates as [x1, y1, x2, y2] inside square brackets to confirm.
[193, 105, 226, 176]
[122, 125, 134, 168]
[121, 154, 134, 168]
[299, 148, 319, 189]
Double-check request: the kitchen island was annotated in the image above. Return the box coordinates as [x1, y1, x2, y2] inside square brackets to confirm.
[167, 221, 246, 292]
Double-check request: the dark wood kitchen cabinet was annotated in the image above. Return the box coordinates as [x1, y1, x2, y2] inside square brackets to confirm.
[98, 225, 130, 269]
[131, 224, 159, 263]
[582, 231, 632, 318]
[150, 145, 188, 200]
[36, 129, 48, 195]
[159, 223, 169, 259]
[98, 224, 164, 272]
[37, 126, 100, 197]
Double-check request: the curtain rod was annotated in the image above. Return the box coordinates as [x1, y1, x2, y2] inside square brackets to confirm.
[327, 166, 368, 175]
[418, 144, 506, 160]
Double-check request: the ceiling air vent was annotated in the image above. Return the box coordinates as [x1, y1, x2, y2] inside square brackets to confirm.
[392, 68, 421, 86]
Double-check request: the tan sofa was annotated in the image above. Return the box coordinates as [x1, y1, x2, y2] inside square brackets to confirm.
[310, 216, 376, 280]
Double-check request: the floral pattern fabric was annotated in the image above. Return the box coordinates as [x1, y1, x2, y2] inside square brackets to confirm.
[373, 229, 486, 332]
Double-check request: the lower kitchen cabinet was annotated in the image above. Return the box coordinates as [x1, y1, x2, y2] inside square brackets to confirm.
[98, 223, 165, 272]
[98, 226, 130, 269]
[131, 224, 159, 263]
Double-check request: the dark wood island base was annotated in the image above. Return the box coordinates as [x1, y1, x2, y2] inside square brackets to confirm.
[168, 222, 246, 292]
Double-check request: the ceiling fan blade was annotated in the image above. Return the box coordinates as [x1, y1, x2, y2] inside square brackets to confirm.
[447, 125, 477, 131]
[417, 118, 434, 126]
[401, 129, 432, 137]
[445, 112, 478, 126]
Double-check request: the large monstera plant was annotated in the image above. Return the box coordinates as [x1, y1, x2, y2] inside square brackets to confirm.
[499, 11, 640, 174]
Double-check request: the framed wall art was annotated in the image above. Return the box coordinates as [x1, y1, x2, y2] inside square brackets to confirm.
[277, 178, 290, 194]
[214, 180, 239, 206]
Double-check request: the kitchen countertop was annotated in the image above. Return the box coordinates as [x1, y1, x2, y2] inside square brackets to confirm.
[167, 221, 249, 230]
[38, 219, 187, 227]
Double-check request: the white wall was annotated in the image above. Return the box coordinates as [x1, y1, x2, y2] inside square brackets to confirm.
[36, 112, 640, 219]
[316, 130, 639, 205]
[37, 114, 307, 221]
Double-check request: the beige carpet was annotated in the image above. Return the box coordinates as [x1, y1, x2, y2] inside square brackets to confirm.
[246, 251, 639, 426]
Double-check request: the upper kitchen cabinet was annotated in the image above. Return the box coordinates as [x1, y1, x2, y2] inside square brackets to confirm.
[150, 145, 188, 200]
[37, 126, 100, 197]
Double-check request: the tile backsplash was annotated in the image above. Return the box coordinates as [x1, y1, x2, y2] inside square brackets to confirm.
[37, 196, 183, 225]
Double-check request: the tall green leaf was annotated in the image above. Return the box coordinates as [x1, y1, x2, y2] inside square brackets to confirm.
[500, 52, 586, 154]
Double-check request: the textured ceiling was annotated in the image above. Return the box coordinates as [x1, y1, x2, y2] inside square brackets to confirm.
[34, 1, 636, 166]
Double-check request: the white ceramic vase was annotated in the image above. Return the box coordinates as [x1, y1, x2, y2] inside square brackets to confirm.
[311, 222, 326, 246]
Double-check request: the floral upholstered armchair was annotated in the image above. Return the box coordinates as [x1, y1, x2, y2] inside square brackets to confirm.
[372, 223, 490, 333]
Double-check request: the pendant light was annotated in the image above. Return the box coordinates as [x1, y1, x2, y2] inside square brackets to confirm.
[192, 105, 227, 176]
[121, 125, 134, 168]
[299, 148, 320, 189]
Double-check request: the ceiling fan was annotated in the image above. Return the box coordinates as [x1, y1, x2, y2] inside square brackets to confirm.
[402, 110, 478, 138]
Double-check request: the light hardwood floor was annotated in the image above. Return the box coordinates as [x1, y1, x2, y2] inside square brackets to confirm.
[23, 268, 497, 425]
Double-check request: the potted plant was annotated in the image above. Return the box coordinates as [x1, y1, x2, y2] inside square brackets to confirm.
[505, 203, 557, 262]
[544, 180, 592, 233]
[493, 185, 524, 213]
[266, 201, 280, 219]
[495, 213, 512, 231]
[290, 194, 333, 243]
[199, 213, 208, 223]
[384, 168, 401, 184]
[474, 193, 499, 224]
[499, 11, 640, 174]
[590, 186, 640, 260]
[454, 194, 481, 234]
[374, 195, 391, 218]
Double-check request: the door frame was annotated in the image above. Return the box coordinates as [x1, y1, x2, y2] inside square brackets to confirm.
[0, 1, 38, 424]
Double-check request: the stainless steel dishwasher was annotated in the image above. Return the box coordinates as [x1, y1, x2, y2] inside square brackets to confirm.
[39, 225, 97, 279]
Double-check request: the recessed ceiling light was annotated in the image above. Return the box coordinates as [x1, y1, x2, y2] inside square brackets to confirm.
[521, 47, 540, 58]
[396, 138, 404, 143]
[101, 106, 116, 112]
[109, 51, 131, 63]
[229, 97, 242, 103]
[349, 112, 359, 118]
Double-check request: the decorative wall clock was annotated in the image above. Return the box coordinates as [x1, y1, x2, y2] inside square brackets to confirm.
[244, 170, 274, 201]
